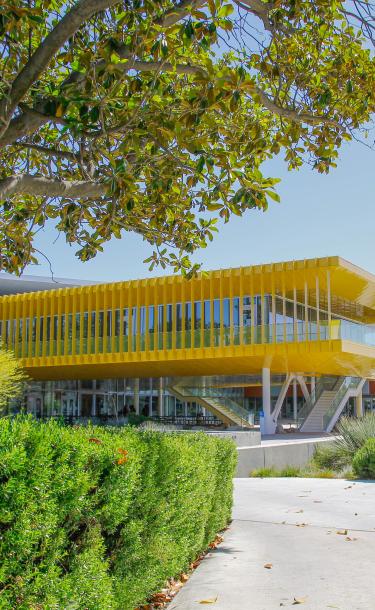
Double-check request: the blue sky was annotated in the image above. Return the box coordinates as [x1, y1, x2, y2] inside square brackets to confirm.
[25, 138, 375, 282]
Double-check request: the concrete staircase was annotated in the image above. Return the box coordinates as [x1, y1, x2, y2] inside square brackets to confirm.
[168, 385, 252, 428]
[299, 377, 365, 433]
[300, 390, 338, 432]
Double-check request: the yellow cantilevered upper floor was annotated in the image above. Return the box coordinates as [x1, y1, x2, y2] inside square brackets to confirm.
[2, 255, 375, 380]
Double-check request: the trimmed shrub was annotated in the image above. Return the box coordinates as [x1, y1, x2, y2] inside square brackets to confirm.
[0, 417, 237, 609]
[352, 438, 375, 479]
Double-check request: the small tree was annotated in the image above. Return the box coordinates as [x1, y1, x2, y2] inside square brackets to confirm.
[0, 347, 27, 412]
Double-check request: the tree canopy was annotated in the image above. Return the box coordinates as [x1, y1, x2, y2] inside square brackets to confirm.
[0, 0, 374, 275]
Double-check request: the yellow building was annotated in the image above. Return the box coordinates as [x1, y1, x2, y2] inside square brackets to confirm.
[1, 255, 375, 434]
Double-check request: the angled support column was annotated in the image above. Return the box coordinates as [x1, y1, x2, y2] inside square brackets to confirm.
[293, 378, 298, 421]
[271, 373, 294, 428]
[296, 375, 310, 402]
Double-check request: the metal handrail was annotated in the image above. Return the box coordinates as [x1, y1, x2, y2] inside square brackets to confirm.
[9, 319, 375, 358]
[171, 383, 250, 426]
[322, 376, 362, 429]
[296, 376, 339, 426]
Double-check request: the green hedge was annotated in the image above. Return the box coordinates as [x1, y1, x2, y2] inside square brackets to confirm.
[352, 437, 375, 479]
[0, 417, 236, 609]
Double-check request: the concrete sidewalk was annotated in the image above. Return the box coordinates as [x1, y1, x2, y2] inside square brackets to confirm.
[169, 478, 375, 610]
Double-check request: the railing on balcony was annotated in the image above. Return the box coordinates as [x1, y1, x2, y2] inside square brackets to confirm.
[9, 319, 375, 359]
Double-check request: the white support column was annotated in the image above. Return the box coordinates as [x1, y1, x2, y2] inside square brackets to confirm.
[134, 378, 140, 415]
[355, 392, 364, 418]
[158, 377, 163, 416]
[262, 367, 272, 434]
[148, 377, 153, 416]
[293, 378, 298, 421]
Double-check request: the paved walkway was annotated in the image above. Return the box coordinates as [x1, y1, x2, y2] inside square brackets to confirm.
[169, 478, 375, 610]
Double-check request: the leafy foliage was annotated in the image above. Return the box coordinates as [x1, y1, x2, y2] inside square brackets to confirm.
[0, 417, 236, 609]
[352, 437, 375, 478]
[0, 346, 26, 411]
[0, 1, 375, 274]
[313, 413, 375, 470]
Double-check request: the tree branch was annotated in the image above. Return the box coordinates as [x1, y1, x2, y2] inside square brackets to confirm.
[0, 104, 50, 147]
[233, 0, 273, 31]
[253, 87, 340, 127]
[0, 175, 107, 199]
[12, 142, 84, 162]
[64, 54, 207, 89]
[156, 0, 206, 28]
[0, 0, 121, 139]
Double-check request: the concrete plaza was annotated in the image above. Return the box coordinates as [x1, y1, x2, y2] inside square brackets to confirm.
[169, 478, 375, 610]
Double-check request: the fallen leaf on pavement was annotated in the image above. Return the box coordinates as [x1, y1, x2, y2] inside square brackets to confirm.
[295, 509, 304, 513]
[293, 597, 308, 605]
[199, 597, 218, 604]
[336, 529, 348, 535]
[296, 523, 308, 527]
[345, 536, 357, 541]
[264, 563, 273, 569]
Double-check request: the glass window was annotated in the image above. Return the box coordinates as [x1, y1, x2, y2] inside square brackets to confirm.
[158, 305, 164, 332]
[148, 306, 155, 333]
[166, 304, 172, 332]
[98, 311, 104, 338]
[115, 309, 120, 336]
[123, 308, 128, 336]
[233, 297, 240, 344]
[60, 314, 65, 354]
[176, 303, 182, 331]
[140, 307, 146, 335]
[213, 299, 220, 328]
[107, 310, 112, 337]
[243, 297, 251, 326]
[275, 295, 284, 324]
[32, 317, 37, 342]
[91, 312, 96, 338]
[132, 307, 137, 335]
[204, 300, 211, 329]
[254, 296, 262, 326]
[194, 301, 201, 330]
[61, 314, 66, 341]
[223, 298, 230, 327]
[75, 313, 80, 338]
[264, 295, 272, 325]
[185, 302, 191, 330]
[83, 312, 88, 338]
[18, 318, 23, 343]
[233, 297, 240, 327]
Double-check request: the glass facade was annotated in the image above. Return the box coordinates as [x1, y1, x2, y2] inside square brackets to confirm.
[1, 292, 374, 358]
[11, 378, 220, 425]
